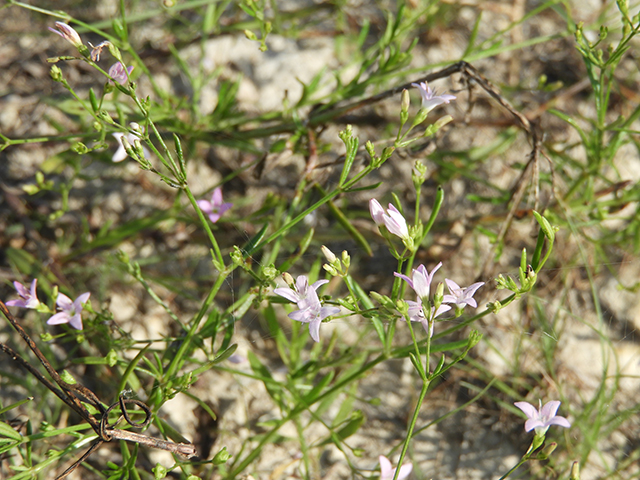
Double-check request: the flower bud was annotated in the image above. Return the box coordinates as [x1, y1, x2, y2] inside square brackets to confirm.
[282, 272, 294, 288]
[321, 245, 337, 263]
[49, 22, 83, 48]
[50, 65, 63, 82]
[401, 88, 410, 114]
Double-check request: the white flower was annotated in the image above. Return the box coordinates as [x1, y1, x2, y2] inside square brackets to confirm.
[514, 400, 571, 435]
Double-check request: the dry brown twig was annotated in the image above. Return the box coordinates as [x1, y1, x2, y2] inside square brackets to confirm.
[0, 300, 197, 479]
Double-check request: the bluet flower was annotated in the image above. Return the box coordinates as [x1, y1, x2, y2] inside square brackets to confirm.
[274, 274, 340, 342]
[108, 62, 134, 86]
[395, 263, 442, 300]
[411, 81, 456, 113]
[47, 292, 90, 330]
[514, 400, 571, 435]
[369, 199, 409, 241]
[6, 279, 40, 309]
[442, 279, 484, 309]
[196, 187, 232, 223]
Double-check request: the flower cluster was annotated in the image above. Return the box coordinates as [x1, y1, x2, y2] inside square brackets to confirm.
[48, 22, 138, 162]
[5, 280, 90, 330]
[273, 274, 340, 342]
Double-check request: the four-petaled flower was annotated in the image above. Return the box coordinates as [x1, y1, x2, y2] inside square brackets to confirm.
[274, 274, 340, 342]
[47, 292, 91, 330]
[443, 279, 485, 309]
[405, 297, 451, 337]
[48, 22, 83, 48]
[6, 279, 40, 309]
[411, 81, 456, 113]
[197, 187, 232, 224]
[514, 400, 571, 435]
[369, 199, 410, 241]
[108, 62, 134, 86]
[395, 262, 442, 300]
[379, 455, 412, 480]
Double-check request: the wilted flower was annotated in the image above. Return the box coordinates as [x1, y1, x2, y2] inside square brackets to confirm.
[442, 279, 484, 309]
[89, 40, 111, 61]
[369, 199, 409, 241]
[274, 274, 340, 342]
[197, 187, 232, 223]
[379, 455, 412, 480]
[405, 297, 451, 337]
[411, 81, 456, 112]
[514, 400, 571, 435]
[47, 292, 91, 330]
[395, 263, 442, 300]
[112, 126, 150, 163]
[6, 279, 40, 309]
[48, 22, 83, 48]
[108, 61, 134, 85]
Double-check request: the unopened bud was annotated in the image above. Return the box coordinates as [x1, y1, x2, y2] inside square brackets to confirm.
[341, 250, 350, 268]
[50, 65, 63, 82]
[323, 264, 338, 276]
[570, 461, 580, 480]
[282, 272, 294, 288]
[401, 89, 410, 113]
[321, 245, 337, 263]
[49, 22, 83, 48]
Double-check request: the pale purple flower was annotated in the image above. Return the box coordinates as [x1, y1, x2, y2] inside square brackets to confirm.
[369, 198, 386, 225]
[405, 297, 451, 337]
[48, 22, 83, 48]
[379, 455, 412, 480]
[108, 62, 134, 85]
[47, 292, 91, 330]
[514, 400, 571, 435]
[112, 128, 150, 163]
[274, 274, 340, 342]
[369, 199, 409, 240]
[274, 275, 329, 310]
[196, 187, 232, 223]
[394, 262, 442, 300]
[442, 279, 484, 309]
[6, 279, 40, 309]
[411, 81, 456, 112]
